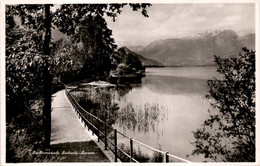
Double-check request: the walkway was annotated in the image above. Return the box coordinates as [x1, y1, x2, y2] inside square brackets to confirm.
[50, 90, 110, 162]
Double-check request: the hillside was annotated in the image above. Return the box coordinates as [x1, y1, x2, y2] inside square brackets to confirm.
[126, 48, 164, 67]
[118, 47, 164, 67]
[140, 30, 255, 66]
[116, 41, 144, 54]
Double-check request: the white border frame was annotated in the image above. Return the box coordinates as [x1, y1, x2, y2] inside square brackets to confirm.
[1, 0, 259, 166]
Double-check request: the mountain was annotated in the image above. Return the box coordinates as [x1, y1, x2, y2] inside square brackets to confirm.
[141, 30, 255, 66]
[118, 47, 164, 67]
[116, 41, 145, 54]
[239, 34, 255, 50]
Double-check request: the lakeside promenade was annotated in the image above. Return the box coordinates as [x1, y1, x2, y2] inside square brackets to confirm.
[50, 90, 110, 162]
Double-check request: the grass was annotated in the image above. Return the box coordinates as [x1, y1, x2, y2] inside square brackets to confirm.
[117, 143, 164, 162]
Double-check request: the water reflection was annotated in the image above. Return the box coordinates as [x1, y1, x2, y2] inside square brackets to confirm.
[116, 83, 142, 97]
[71, 82, 169, 139]
[144, 75, 209, 95]
[70, 67, 219, 162]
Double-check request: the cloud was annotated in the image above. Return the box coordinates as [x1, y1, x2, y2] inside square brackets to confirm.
[106, 3, 255, 46]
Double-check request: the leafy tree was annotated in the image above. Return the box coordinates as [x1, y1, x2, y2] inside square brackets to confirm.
[71, 14, 116, 78]
[53, 4, 150, 78]
[6, 3, 151, 159]
[52, 39, 84, 84]
[109, 47, 144, 78]
[191, 47, 255, 162]
[6, 6, 58, 161]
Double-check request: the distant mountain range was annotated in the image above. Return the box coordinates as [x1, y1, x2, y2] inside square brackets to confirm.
[118, 47, 164, 67]
[121, 30, 255, 67]
[53, 29, 255, 67]
[116, 41, 145, 54]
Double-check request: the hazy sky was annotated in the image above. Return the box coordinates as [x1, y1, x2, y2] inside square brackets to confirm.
[105, 3, 255, 46]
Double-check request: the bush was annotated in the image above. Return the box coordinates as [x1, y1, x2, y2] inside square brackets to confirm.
[191, 48, 255, 162]
[118, 143, 164, 162]
[6, 100, 60, 162]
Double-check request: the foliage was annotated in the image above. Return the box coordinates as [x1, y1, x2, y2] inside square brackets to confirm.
[52, 4, 151, 36]
[6, 100, 60, 162]
[191, 47, 255, 162]
[6, 3, 151, 162]
[117, 47, 143, 70]
[71, 86, 119, 126]
[6, 3, 151, 118]
[116, 102, 167, 135]
[52, 39, 85, 84]
[71, 14, 117, 77]
[5, 9, 71, 120]
[112, 47, 144, 75]
[6, 18, 45, 121]
[6, 3, 151, 120]
[118, 143, 149, 162]
[108, 47, 145, 84]
[118, 143, 164, 162]
[52, 4, 151, 78]
[6, 7, 58, 162]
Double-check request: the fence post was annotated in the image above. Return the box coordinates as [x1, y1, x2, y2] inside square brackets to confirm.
[104, 123, 107, 150]
[81, 110, 83, 123]
[92, 116, 94, 136]
[84, 119, 86, 127]
[130, 138, 133, 162]
[114, 129, 117, 162]
[97, 120, 100, 142]
[165, 151, 169, 163]
[87, 114, 90, 131]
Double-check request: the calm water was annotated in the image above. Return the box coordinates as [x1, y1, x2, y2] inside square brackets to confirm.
[112, 67, 222, 162]
[72, 67, 221, 162]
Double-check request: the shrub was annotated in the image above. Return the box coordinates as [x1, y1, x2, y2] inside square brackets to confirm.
[191, 48, 255, 162]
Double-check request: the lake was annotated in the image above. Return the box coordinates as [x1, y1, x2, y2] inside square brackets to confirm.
[112, 67, 222, 162]
[71, 67, 222, 162]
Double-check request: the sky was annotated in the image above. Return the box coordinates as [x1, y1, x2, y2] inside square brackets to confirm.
[105, 3, 255, 46]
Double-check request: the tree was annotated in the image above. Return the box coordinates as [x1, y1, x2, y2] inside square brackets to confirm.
[71, 14, 117, 77]
[191, 47, 255, 162]
[6, 6, 56, 161]
[6, 3, 151, 152]
[53, 4, 150, 78]
[6, 5, 46, 121]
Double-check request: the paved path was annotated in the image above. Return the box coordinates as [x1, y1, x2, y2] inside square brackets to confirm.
[51, 90, 91, 144]
[50, 90, 110, 162]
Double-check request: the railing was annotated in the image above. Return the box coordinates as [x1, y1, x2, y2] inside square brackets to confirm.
[65, 80, 192, 163]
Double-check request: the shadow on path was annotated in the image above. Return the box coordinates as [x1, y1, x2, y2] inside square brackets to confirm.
[51, 141, 110, 162]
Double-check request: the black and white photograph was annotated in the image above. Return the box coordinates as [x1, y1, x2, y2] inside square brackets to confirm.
[1, 0, 259, 164]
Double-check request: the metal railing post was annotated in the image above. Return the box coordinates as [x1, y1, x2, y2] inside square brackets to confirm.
[97, 120, 100, 142]
[105, 123, 107, 150]
[130, 138, 133, 162]
[165, 151, 169, 163]
[87, 114, 90, 131]
[92, 116, 94, 136]
[114, 129, 117, 162]
[65, 82, 191, 164]
[81, 110, 83, 123]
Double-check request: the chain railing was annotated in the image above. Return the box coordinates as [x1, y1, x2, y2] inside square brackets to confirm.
[65, 80, 192, 163]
